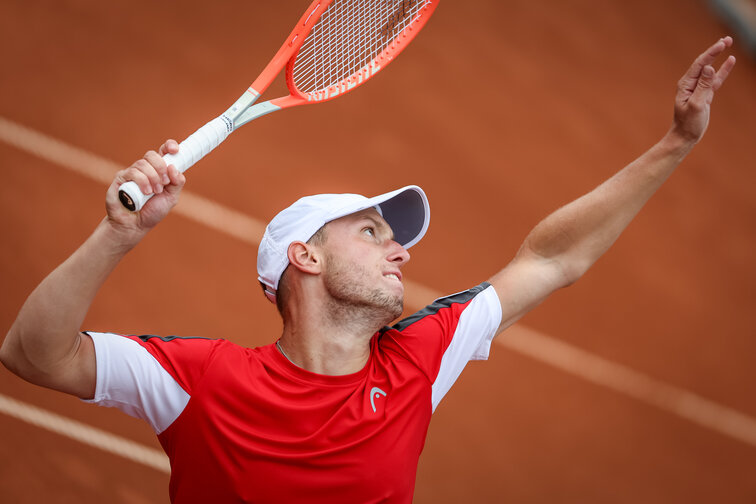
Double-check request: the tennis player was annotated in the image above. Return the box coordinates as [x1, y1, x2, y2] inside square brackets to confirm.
[1, 37, 735, 503]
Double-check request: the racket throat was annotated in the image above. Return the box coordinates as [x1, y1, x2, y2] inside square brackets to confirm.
[223, 89, 262, 129]
[235, 101, 282, 127]
[220, 87, 280, 128]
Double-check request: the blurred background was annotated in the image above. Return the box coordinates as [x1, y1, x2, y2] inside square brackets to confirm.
[1, 0, 754, 502]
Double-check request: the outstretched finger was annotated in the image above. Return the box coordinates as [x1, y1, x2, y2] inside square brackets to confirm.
[680, 36, 733, 90]
[713, 54, 736, 91]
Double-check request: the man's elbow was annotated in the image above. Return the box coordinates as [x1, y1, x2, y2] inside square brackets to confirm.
[0, 331, 58, 391]
[0, 332, 17, 373]
[0, 328, 34, 378]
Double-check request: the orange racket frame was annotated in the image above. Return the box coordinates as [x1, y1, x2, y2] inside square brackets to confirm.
[118, 0, 440, 211]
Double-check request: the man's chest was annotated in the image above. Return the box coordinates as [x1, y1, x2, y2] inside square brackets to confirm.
[163, 358, 432, 502]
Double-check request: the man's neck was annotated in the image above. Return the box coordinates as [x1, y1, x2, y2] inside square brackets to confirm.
[278, 300, 391, 376]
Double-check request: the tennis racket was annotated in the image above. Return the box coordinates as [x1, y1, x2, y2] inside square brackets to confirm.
[118, 0, 440, 211]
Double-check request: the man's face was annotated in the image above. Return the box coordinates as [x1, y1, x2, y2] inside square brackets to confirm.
[317, 208, 411, 321]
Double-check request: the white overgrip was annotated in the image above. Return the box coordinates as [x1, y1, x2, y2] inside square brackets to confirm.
[117, 115, 233, 211]
[162, 115, 232, 173]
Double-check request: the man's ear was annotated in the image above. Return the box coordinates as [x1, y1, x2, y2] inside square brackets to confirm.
[287, 241, 322, 275]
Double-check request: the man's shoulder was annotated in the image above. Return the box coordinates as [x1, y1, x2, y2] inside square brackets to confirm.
[390, 282, 494, 333]
[109, 333, 258, 367]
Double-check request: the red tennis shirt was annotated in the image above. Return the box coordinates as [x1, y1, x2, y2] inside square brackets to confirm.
[85, 283, 501, 503]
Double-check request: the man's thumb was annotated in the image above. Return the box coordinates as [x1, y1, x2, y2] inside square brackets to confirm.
[700, 65, 715, 87]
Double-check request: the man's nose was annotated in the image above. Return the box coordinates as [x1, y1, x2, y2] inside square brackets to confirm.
[387, 240, 410, 265]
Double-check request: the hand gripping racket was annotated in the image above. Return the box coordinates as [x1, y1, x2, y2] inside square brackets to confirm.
[118, 0, 440, 211]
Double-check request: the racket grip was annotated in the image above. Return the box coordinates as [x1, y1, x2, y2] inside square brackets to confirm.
[117, 116, 232, 211]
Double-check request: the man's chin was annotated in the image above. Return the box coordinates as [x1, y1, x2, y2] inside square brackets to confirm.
[383, 298, 404, 324]
[364, 291, 402, 321]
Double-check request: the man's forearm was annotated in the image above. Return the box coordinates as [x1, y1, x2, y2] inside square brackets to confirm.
[1, 139, 183, 396]
[522, 130, 695, 284]
[0, 218, 143, 378]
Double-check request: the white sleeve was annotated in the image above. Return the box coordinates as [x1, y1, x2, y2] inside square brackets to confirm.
[431, 284, 502, 412]
[81, 332, 190, 434]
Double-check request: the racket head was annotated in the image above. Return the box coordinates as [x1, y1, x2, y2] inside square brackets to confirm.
[247, 0, 335, 98]
[279, 0, 440, 106]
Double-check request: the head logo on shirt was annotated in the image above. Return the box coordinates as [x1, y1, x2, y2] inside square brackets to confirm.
[370, 387, 387, 413]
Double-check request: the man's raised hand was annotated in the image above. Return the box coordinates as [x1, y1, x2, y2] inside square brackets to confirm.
[673, 36, 736, 143]
[105, 140, 186, 239]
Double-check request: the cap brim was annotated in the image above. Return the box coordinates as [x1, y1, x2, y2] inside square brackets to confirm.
[325, 185, 430, 249]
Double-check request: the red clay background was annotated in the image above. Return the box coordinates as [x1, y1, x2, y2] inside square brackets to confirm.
[1, 0, 755, 502]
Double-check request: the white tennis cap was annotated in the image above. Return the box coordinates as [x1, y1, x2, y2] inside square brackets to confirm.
[257, 185, 430, 303]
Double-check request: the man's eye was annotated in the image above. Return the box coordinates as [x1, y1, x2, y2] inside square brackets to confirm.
[363, 227, 375, 237]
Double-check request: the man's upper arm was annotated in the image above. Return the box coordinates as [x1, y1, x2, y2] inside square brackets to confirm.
[0, 331, 97, 400]
[488, 250, 572, 335]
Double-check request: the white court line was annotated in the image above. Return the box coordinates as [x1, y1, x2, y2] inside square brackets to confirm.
[0, 393, 170, 472]
[1, 115, 755, 466]
[501, 325, 756, 447]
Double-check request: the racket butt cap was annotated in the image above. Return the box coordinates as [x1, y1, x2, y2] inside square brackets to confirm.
[118, 189, 137, 211]
[117, 180, 150, 212]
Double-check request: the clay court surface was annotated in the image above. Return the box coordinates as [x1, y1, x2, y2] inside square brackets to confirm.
[1, 0, 755, 502]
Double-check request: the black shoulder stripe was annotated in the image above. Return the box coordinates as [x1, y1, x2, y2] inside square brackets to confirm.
[135, 335, 215, 343]
[391, 282, 491, 332]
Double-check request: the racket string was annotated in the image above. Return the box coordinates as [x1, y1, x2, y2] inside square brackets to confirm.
[292, 0, 427, 93]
